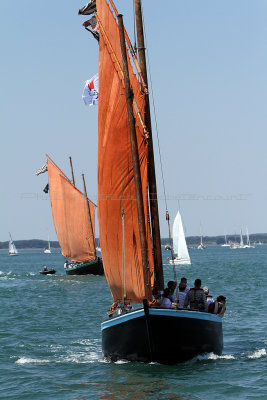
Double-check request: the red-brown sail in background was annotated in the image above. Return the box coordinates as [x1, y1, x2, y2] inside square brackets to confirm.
[47, 157, 95, 262]
[47, 159, 71, 258]
[96, 0, 154, 303]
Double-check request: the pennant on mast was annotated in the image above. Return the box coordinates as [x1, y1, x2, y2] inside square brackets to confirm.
[78, 0, 96, 15]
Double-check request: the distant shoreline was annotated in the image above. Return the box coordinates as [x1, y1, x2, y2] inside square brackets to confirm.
[1, 234, 267, 249]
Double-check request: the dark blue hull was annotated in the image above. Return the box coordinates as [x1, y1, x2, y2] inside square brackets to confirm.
[102, 308, 223, 364]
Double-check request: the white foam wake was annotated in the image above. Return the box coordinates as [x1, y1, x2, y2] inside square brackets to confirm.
[196, 353, 236, 361]
[248, 349, 266, 359]
[15, 357, 51, 364]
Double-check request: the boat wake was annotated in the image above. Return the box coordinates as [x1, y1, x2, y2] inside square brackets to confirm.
[15, 357, 51, 364]
[15, 338, 104, 365]
[195, 353, 236, 361]
[247, 348, 266, 359]
[194, 348, 267, 362]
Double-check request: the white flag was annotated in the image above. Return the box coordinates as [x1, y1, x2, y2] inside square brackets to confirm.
[82, 73, 99, 106]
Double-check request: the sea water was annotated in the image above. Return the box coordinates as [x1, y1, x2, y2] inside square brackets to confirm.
[1, 246, 267, 399]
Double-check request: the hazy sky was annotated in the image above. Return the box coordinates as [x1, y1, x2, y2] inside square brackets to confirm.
[1, 0, 267, 241]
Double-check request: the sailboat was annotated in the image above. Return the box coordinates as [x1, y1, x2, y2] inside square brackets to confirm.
[231, 230, 245, 249]
[44, 235, 51, 254]
[169, 211, 191, 265]
[221, 234, 231, 247]
[46, 155, 103, 275]
[243, 228, 255, 248]
[81, 0, 223, 363]
[197, 227, 206, 249]
[8, 233, 18, 256]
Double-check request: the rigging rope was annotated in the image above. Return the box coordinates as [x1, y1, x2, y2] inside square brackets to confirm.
[132, 0, 137, 53]
[140, 3, 176, 282]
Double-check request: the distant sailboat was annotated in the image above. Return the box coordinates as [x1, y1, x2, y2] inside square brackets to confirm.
[44, 235, 51, 254]
[197, 224, 206, 250]
[243, 228, 255, 248]
[231, 230, 245, 249]
[169, 211, 191, 265]
[221, 234, 231, 247]
[46, 155, 103, 275]
[8, 233, 18, 256]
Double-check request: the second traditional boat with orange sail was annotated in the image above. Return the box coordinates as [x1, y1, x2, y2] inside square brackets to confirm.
[46, 155, 103, 276]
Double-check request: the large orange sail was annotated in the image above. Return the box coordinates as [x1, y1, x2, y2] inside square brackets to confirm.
[96, 0, 154, 303]
[47, 157, 96, 262]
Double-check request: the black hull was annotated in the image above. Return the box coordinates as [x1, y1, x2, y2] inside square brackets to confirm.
[102, 308, 223, 364]
[40, 269, 56, 275]
[65, 258, 104, 275]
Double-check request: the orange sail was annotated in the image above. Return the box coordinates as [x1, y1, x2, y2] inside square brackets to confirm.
[96, 0, 154, 303]
[47, 157, 96, 262]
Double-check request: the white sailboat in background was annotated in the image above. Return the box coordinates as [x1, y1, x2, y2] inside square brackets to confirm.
[8, 233, 18, 256]
[221, 234, 231, 247]
[197, 223, 206, 250]
[44, 235, 51, 254]
[231, 230, 245, 249]
[169, 211, 191, 265]
[243, 228, 255, 248]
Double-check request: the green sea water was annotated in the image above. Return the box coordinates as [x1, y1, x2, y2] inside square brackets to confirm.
[1, 246, 267, 399]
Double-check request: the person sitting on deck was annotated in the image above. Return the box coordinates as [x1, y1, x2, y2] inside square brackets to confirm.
[208, 295, 226, 317]
[203, 286, 214, 306]
[158, 288, 172, 308]
[43, 266, 47, 271]
[184, 279, 208, 312]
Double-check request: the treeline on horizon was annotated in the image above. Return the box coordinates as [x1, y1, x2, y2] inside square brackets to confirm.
[1, 234, 267, 249]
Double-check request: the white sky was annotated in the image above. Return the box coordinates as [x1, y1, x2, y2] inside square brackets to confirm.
[1, 0, 267, 241]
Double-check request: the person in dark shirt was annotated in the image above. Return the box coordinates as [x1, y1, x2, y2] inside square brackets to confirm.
[184, 279, 208, 312]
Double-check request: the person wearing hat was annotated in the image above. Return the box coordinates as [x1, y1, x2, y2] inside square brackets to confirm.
[203, 286, 214, 306]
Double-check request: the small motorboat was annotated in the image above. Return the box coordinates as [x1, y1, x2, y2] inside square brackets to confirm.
[40, 267, 56, 275]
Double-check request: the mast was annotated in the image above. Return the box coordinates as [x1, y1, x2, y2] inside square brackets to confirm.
[246, 228, 250, 246]
[118, 14, 151, 301]
[69, 156, 75, 186]
[82, 174, 97, 259]
[240, 230, 244, 247]
[134, 0, 164, 293]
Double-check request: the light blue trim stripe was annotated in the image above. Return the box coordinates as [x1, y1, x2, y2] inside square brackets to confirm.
[102, 309, 145, 330]
[149, 308, 222, 323]
[101, 308, 221, 330]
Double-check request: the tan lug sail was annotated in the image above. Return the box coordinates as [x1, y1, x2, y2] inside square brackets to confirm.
[47, 156, 96, 262]
[96, 0, 154, 304]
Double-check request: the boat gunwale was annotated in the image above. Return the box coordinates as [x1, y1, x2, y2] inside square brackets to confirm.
[102, 307, 222, 330]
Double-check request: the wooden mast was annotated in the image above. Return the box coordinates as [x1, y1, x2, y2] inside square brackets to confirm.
[69, 156, 75, 186]
[118, 14, 152, 302]
[82, 173, 97, 259]
[134, 0, 164, 293]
